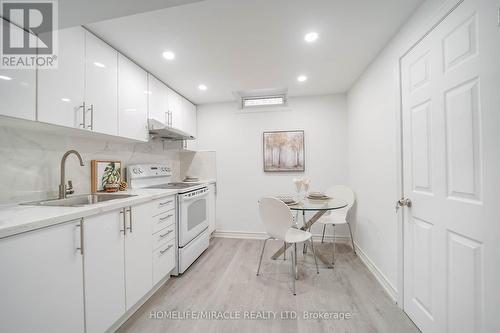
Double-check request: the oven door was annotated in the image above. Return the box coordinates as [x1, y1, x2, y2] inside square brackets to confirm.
[178, 188, 209, 247]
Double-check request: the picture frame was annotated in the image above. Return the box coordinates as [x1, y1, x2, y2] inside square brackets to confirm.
[91, 160, 122, 193]
[263, 130, 305, 172]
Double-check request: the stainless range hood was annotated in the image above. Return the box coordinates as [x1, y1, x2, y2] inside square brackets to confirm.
[148, 118, 195, 140]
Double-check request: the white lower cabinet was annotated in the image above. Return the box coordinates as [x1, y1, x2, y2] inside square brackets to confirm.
[83, 210, 126, 333]
[153, 238, 176, 285]
[125, 203, 153, 309]
[0, 220, 85, 333]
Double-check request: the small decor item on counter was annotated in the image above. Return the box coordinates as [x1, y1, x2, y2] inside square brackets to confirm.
[119, 181, 128, 191]
[91, 160, 122, 193]
[183, 176, 200, 183]
[263, 130, 305, 172]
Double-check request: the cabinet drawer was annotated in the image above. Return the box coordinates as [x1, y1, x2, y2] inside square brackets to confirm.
[152, 196, 175, 216]
[152, 210, 175, 234]
[153, 239, 175, 285]
[152, 224, 175, 251]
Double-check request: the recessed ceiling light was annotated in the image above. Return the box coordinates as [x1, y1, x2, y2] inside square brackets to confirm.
[93, 62, 106, 68]
[61, 98, 71, 102]
[304, 32, 319, 43]
[0, 75, 12, 80]
[198, 84, 207, 91]
[162, 51, 175, 60]
[297, 75, 308, 82]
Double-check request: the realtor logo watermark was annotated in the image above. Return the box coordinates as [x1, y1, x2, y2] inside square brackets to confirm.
[0, 0, 58, 68]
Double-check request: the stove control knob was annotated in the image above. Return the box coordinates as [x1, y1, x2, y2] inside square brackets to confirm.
[132, 168, 138, 174]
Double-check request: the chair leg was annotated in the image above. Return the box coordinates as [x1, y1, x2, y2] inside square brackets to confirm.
[283, 241, 286, 260]
[310, 238, 319, 274]
[256, 238, 269, 276]
[332, 225, 336, 266]
[290, 245, 296, 295]
[321, 224, 326, 243]
[347, 222, 356, 255]
[294, 243, 298, 280]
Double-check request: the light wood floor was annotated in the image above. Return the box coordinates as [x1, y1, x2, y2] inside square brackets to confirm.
[117, 238, 420, 333]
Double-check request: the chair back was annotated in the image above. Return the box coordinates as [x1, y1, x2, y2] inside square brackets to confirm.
[258, 197, 294, 240]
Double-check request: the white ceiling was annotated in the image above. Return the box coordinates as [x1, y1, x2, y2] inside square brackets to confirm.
[88, 0, 424, 104]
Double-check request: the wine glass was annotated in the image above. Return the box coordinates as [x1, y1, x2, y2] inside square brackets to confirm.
[302, 179, 310, 198]
[293, 178, 303, 202]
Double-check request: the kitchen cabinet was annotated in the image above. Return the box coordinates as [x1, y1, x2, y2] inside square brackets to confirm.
[0, 21, 36, 121]
[0, 220, 85, 333]
[208, 183, 216, 234]
[83, 210, 126, 333]
[118, 54, 149, 141]
[85, 31, 118, 136]
[37, 27, 85, 128]
[125, 203, 153, 309]
[167, 86, 183, 129]
[148, 74, 169, 125]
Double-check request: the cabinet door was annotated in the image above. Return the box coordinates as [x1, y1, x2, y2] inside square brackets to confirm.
[85, 31, 118, 136]
[168, 87, 183, 130]
[208, 184, 216, 234]
[118, 55, 148, 141]
[148, 74, 169, 125]
[125, 203, 153, 309]
[0, 220, 85, 333]
[0, 20, 36, 121]
[38, 27, 85, 128]
[83, 211, 125, 333]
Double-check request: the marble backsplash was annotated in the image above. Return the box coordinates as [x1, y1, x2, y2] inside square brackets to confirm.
[0, 126, 181, 204]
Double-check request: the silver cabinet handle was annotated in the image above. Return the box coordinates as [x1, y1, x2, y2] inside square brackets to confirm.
[78, 102, 86, 128]
[159, 200, 173, 206]
[159, 229, 174, 238]
[159, 214, 173, 222]
[160, 244, 174, 255]
[120, 209, 126, 235]
[76, 219, 84, 255]
[126, 207, 133, 233]
[87, 104, 94, 130]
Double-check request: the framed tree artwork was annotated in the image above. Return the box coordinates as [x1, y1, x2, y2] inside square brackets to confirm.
[263, 130, 305, 172]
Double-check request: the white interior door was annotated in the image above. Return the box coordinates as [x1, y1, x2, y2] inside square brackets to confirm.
[401, 0, 500, 332]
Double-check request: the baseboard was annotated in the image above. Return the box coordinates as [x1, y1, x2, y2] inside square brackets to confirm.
[354, 242, 398, 303]
[213, 230, 351, 242]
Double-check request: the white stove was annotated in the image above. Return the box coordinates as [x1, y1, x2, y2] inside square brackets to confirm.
[127, 164, 210, 275]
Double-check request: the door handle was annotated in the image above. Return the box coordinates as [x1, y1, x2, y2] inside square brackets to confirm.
[120, 209, 126, 235]
[395, 198, 412, 212]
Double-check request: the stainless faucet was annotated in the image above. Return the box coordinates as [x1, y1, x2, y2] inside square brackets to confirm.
[59, 150, 85, 199]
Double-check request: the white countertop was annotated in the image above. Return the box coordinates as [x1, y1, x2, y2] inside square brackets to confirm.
[0, 179, 216, 239]
[0, 188, 177, 239]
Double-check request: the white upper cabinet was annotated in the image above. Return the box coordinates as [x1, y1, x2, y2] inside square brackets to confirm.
[183, 97, 197, 137]
[0, 220, 85, 333]
[85, 31, 118, 136]
[118, 55, 148, 141]
[0, 21, 36, 121]
[167, 87, 183, 129]
[148, 74, 169, 125]
[38, 27, 85, 128]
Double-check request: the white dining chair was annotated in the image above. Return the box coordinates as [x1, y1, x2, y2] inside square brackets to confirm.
[256, 197, 319, 295]
[317, 185, 356, 265]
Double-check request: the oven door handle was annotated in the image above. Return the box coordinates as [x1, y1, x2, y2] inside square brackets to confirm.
[181, 191, 208, 202]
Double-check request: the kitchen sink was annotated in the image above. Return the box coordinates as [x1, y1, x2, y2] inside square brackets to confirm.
[21, 194, 137, 207]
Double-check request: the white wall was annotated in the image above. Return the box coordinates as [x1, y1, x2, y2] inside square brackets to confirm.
[197, 94, 348, 236]
[347, 0, 458, 298]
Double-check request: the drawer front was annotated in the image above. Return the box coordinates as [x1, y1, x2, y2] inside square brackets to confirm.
[152, 224, 175, 251]
[152, 210, 175, 234]
[152, 196, 175, 216]
[153, 239, 175, 285]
